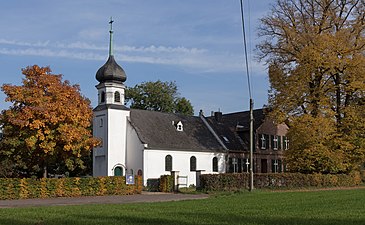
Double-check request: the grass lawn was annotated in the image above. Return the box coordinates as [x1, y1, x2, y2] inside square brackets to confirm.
[0, 188, 364, 225]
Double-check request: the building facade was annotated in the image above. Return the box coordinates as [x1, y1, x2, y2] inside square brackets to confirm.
[92, 22, 288, 186]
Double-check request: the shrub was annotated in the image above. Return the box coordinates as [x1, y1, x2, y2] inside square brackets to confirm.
[0, 176, 142, 200]
[159, 175, 174, 192]
[200, 172, 362, 191]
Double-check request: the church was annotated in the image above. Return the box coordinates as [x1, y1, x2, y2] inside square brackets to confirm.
[92, 21, 288, 187]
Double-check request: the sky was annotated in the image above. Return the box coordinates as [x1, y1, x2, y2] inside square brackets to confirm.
[0, 0, 274, 115]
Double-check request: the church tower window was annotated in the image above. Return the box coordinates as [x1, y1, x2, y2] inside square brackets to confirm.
[100, 91, 106, 103]
[114, 91, 121, 102]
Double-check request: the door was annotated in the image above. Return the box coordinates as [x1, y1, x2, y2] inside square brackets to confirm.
[261, 159, 268, 173]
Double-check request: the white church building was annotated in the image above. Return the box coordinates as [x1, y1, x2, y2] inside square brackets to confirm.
[92, 20, 288, 187]
[92, 21, 226, 186]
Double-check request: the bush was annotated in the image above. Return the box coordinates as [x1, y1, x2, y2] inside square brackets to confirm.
[0, 176, 142, 200]
[200, 172, 362, 191]
[159, 175, 174, 192]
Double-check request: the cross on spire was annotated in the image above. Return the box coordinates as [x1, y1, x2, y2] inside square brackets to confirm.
[109, 17, 114, 56]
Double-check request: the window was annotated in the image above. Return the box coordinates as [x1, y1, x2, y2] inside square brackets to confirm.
[190, 156, 196, 171]
[114, 91, 121, 102]
[272, 135, 278, 150]
[272, 159, 282, 173]
[243, 158, 250, 173]
[99, 118, 103, 127]
[165, 155, 172, 171]
[278, 136, 282, 150]
[283, 136, 289, 150]
[100, 91, 105, 103]
[259, 134, 269, 150]
[212, 157, 218, 172]
[114, 166, 123, 176]
[176, 121, 183, 131]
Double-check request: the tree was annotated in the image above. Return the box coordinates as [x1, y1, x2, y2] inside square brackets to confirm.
[258, 0, 365, 173]
[125, 80, 194, 116]
[0, 65, 99, 178]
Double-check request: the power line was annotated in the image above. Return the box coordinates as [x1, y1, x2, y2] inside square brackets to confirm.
[240, 0, 252, 99]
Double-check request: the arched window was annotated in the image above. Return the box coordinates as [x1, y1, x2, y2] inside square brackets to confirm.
[114, 91, 121, 102]
[114, 166, 123, 176]
[165, 155, 172, 171]
[100, 91, 106, 103]
[190, 156, 196, 171]
[212, 157, 218, 172]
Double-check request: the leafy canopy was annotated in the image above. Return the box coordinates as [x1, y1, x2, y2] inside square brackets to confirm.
[125, 80, 194, 116]
[0, 65, 99, 177]
[258, 0, 365, 173]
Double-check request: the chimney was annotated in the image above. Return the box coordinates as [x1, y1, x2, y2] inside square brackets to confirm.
[214, 111, 223, 122]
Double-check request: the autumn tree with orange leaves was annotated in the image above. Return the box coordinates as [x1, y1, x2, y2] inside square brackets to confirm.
[0, 65, 99, 178]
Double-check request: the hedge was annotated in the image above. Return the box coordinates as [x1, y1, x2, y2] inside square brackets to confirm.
[199, 172, 362, 191]
[0, 176, 143, 200]
[159, 175, 174, 192]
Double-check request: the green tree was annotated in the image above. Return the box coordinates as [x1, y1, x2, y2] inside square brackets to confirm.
[258, 0, 365, 173]
[0, 65, 99, 178]
[125, 80, 194, 116]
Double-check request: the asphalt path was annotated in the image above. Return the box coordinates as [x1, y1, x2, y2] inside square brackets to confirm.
[0, 192, 209, 208]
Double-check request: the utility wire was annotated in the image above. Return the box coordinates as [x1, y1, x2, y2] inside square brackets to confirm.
[240, 0, 252, 99]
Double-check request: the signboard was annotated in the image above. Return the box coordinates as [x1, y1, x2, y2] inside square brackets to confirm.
[126, 174, 135, 185]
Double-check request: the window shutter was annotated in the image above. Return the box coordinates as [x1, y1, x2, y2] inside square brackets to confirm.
[278, 136, 282, 150]
[259, 134, 263, 149]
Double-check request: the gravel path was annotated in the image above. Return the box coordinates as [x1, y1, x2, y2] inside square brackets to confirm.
[0, 192, 209, 208]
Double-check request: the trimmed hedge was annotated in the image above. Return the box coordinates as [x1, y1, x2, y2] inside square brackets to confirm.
[199, 172, 362, 191]
[0, 176, 143, 200]
[159, 175, 174, 192]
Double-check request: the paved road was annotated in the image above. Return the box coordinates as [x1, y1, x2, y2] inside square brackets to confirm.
[0, 192, 209, 208]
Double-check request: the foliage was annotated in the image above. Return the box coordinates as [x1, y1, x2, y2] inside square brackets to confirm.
[159, 175, 174, 192]
[199, 172, 361, 191]
[0, 176, 142, 200]
[125, 80, 194, 116]
[0, 65, 100, 177]
[1, 189, 365, 225]
[258, 0, 365, 173]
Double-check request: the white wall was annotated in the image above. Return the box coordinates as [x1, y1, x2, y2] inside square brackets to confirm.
[107, 108, 129, 176]
[126, 119, 144, 175]
[143, 149, 225, 186]
[93, 112, 107, 176]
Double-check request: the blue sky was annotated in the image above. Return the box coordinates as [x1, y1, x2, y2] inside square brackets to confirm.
[0, 0, 273, 115]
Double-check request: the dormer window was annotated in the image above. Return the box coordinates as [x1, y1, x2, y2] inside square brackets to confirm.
[114, 91, 121, 102]
[176, 121, 183, 132]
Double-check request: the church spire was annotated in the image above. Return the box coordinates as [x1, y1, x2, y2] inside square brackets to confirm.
[109, 17, 114, 56]
[95, 18, 127, 84]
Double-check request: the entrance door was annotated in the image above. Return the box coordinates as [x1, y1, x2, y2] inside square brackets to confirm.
[114, 166, 123, 176]
[261, 159, 268, 173]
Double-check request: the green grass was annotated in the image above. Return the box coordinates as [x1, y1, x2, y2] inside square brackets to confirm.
[0, 189, 364, 225]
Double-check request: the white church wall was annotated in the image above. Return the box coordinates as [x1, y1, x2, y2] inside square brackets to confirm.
[143, 149, 226, 186]
[126, 120, 144, 176]
[107, 108, 130, 176]
[93, 112, 107, 176]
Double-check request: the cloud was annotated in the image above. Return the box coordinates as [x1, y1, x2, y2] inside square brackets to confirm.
[0, 39, 264, 74]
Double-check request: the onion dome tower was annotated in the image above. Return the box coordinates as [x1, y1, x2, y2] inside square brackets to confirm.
[95, 17, 127, 106]
[93, 18, 130, 177]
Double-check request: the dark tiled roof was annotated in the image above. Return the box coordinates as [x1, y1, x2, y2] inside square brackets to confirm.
[96, 55, 127, 83]
[94, 104, 130, 111]
[205, 109, 266, 151]
[130, 109, 225, 152]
